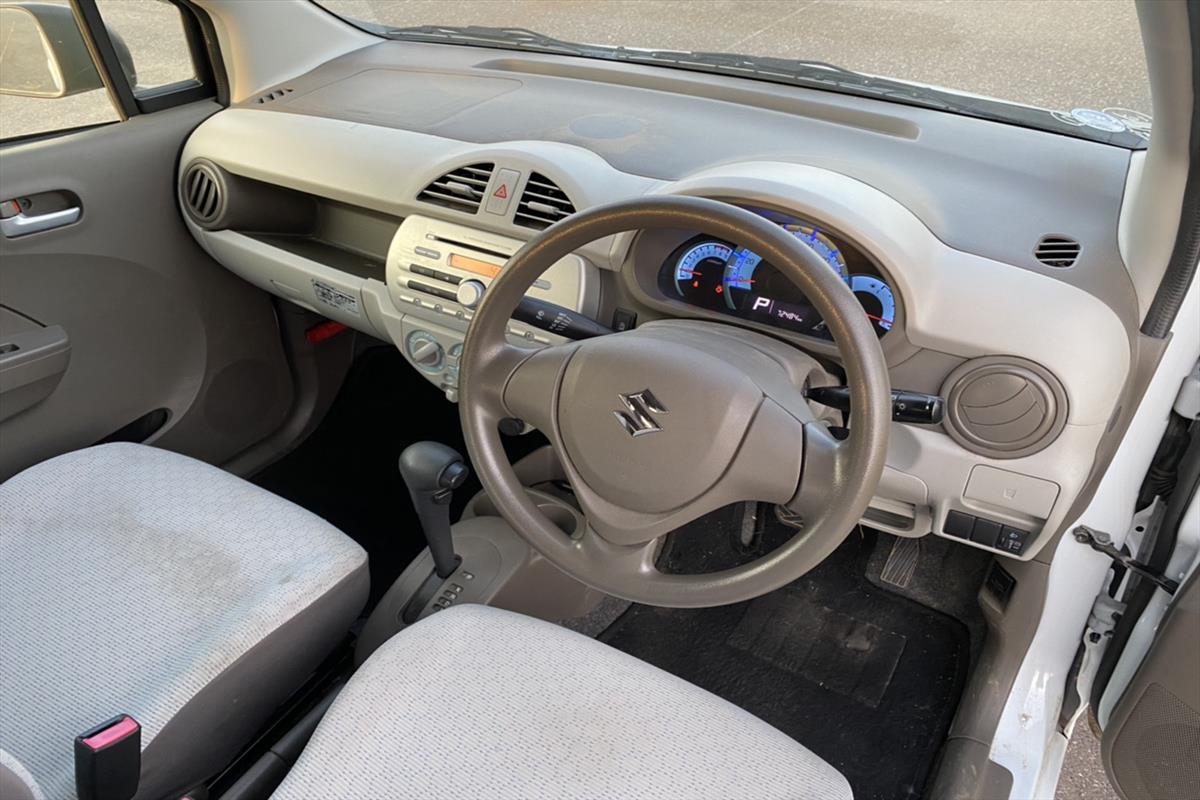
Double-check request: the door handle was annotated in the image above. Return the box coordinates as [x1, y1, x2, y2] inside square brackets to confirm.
[0, 206, 81, 238]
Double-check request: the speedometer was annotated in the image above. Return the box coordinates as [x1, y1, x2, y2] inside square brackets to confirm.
[673, 240, 733, 300]
[784, 224, 850, 283]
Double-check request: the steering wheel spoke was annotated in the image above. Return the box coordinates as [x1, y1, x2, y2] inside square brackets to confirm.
[500, 341, 578, 434]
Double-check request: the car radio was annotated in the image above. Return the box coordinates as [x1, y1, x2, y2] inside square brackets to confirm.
[386, 215, 599, 327]
[384, 215, 601, 398]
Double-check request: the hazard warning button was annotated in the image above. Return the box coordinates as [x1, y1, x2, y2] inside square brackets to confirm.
[485, 168, 521, 216]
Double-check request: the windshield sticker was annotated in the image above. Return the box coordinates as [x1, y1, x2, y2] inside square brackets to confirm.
[1103, 108, 1152, 140]
[1068, 108, 1128, 132]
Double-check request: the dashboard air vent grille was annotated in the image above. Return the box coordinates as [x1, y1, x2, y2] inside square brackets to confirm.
[514, 173, 576, 230]
[417, 163, 495, 213]
[182, 162, 222, 225]
[256, 87, 293, 104]
[1034, 235, 1080, 268]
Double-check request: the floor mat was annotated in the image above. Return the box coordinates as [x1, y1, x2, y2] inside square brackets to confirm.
[254, 346, 544, 606]
[600, 511, 970, 800]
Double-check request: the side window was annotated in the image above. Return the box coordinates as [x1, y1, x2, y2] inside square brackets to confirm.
[94, 0, 197, 94]
[0, 0, 207, 143]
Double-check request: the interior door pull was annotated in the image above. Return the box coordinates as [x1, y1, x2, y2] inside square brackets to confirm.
[0, 205, 81, 238]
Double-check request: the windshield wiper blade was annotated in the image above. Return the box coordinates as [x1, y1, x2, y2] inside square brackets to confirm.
[383, 25, 603, 57]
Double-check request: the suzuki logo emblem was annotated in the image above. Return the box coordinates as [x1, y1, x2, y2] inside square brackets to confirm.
[613, 389, 668, 437]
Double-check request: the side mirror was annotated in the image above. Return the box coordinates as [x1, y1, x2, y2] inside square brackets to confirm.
[0, 2, 136, 98]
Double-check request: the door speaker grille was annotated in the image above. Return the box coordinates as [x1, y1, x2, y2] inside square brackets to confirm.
[1110, 683, 1200, 800]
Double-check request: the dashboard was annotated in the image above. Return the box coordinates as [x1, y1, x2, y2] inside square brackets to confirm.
[174, 40, 1139, 567]
[654, 208, 898, 341]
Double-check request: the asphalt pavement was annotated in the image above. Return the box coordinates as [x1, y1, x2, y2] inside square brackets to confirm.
[0, 3, 1138, 797]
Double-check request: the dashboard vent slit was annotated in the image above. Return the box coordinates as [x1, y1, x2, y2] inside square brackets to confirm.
[514, 172, 576, 230]
[417, 163, 495, 213]
[1034, 235, 1080, 268]
[256, 87, 294, 104]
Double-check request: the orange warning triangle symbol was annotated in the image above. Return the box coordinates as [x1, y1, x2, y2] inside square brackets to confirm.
[494, 184, 508, 199]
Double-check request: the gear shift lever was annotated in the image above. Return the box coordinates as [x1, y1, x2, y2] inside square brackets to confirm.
[399, 442, 469, 579]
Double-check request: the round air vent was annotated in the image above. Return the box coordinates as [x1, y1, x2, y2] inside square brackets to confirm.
[181, 160, 225, 228]
[940, 356, 1068, 458]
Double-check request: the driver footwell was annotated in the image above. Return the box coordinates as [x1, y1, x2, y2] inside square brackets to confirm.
[599, 517, 970, 800]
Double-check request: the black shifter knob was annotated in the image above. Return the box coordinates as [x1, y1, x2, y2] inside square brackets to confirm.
[399, 442, 469, 579]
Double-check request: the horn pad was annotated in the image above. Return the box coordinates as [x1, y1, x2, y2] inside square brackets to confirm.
[556, 334, 762, 514]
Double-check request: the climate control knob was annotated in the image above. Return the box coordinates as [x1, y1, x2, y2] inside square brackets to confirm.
[406, 331, 444, 372]
[455, 279, 486, 309]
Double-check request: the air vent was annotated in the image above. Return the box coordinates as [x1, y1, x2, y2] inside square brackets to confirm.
[182, 161, 223, 226]
[941, 356, 1068, 458]
[514, 173, 576, 230]
[1034, 235, 1081, 268]
[256, 87, 293, 104]
[417, 163, 495, 213]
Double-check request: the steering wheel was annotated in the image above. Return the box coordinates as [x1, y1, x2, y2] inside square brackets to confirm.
[459, 196, 890, 607]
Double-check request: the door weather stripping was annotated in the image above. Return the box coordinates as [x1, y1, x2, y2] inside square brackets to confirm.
[1073, 525, 1180, 595]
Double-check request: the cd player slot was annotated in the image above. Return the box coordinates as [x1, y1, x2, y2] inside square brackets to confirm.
[427, 235, 511, 261]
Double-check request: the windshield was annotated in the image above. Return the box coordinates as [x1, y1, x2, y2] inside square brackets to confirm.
[316, 0, 1151, 147]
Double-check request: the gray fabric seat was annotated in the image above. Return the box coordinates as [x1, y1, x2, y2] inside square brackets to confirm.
[273, 604, 853, 800]
[0, 443, 369, 800]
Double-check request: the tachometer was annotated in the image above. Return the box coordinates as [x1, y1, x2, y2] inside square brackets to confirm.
[849, 274, 895, 336]
[674, 240, 733, 300]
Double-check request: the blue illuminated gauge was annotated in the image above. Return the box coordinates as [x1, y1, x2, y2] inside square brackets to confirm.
[721, 246, 764, 309]
[784, 224, 850, 283]
[848, 274, 896, 336]
[674, 240, 734, 297]
[723, 225, 849, 310]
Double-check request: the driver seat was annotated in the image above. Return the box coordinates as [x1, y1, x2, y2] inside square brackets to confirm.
[272, 604, 853, 800]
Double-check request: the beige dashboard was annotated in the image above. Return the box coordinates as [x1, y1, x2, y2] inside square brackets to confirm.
[179, 107, 1132, 564]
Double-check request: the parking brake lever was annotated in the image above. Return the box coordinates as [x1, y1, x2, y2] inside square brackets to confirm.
[805, 385, 945, 425]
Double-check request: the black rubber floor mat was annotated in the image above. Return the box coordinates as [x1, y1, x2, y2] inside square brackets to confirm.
[727, 590, 905, 708]
[600, 520, 970, 800]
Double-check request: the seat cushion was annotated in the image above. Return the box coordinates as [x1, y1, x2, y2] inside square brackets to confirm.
[273, 605, 853, 800]
[0, 443, 368, 800]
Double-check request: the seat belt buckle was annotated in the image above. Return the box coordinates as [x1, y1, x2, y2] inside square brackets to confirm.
[75, 714, 141, 800]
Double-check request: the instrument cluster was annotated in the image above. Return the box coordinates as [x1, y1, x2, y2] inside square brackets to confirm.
[655, 210, 897, 340]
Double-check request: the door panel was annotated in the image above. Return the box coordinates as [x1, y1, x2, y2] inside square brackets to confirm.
[1101, 568, 1200, 800]
[0, 101, 294, 479]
